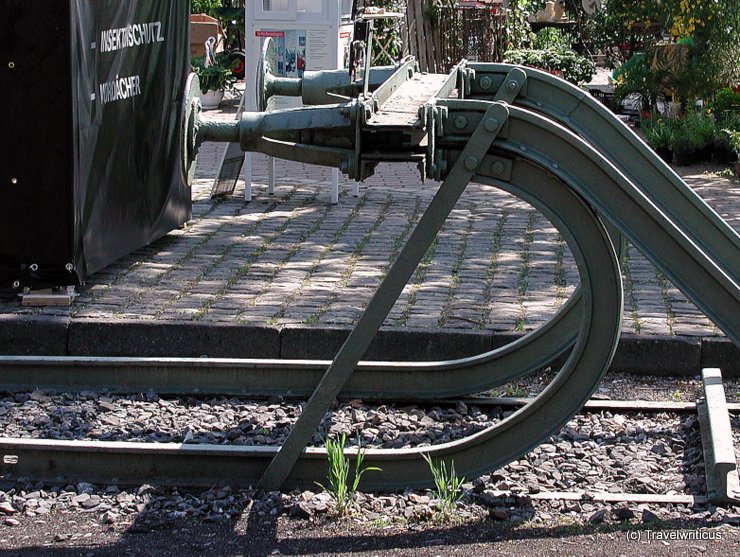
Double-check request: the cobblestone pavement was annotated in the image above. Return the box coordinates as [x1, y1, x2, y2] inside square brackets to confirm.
[0, 104, 737, 340]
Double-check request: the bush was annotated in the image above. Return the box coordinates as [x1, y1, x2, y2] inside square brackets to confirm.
[642, 116, 676, 151]
[713, 88, 740, 125]
[504, 48, 595, 85]
[191, 0, 221, 16]
[682, 110, 716, 151]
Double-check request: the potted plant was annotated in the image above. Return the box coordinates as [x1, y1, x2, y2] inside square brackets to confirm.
[191, 52, 236, 109]
[642, 116, 675, 163]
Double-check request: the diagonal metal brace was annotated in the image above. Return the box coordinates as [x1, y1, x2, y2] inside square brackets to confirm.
[257, 102, 511, 490]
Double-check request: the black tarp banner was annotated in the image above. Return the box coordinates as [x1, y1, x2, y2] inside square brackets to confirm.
[0, 0, 190, 289]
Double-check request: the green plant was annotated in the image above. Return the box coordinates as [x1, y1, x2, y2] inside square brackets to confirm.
[504, 0, 535, 51]
[191, 0, 221, 16]
[534, 27, 571, 51]
[191, 53, 236, 93]
[612, 52, 667, 111]
[422, 453, 465, 514]
[318, 433, 381, 516]
[642, 115, 676, 151]
[683, 109, 716, 150]
[724, 128, 740, 156]
[713, 88, 740, 125]
[504, 48, 595, 85]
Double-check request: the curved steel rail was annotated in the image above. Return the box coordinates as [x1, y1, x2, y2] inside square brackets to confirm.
[0, 151, 623, 491]
[472, 64, 740, 288]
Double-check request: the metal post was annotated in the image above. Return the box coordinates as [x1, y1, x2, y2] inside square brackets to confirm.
[268, 156, 275, 195]
[243, 153, 252, 202]
[331, 168, 339, 204]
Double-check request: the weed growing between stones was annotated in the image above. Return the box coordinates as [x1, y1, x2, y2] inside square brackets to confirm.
[422, 453, 465, 516]
[318, 433, 381, 516]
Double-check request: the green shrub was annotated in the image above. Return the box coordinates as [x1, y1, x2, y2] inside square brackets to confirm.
[504, 48, 595, 85]
[642, 116, 676, 151]
[191, 0, 221, 16]
[713, 88, 740, 125]
[682, 110, 716, 150]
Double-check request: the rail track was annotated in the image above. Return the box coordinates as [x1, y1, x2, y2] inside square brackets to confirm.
[0, 360, 737, 506]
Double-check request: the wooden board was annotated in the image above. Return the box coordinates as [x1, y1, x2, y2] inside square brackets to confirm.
[369, 73, 451, 129]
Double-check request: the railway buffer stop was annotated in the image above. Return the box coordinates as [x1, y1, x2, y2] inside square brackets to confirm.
[0, 1, 738, 493]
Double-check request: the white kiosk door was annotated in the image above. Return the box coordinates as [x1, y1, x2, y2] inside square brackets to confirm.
[244, 0, 353, 203]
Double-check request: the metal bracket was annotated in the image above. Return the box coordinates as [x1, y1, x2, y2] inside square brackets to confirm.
[493, 67, 528, 103]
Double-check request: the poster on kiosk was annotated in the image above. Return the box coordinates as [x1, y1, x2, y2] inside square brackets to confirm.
[244, 1, 354, 203]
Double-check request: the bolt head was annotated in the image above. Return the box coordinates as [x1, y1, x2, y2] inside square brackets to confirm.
[491, 161, 505, 175]
[507, 80, 519, 92]
[484, 118, 500, 132]
[480, 76, 493, 90]
[454, 115, 468, 129]
[464, 156, 479, 171]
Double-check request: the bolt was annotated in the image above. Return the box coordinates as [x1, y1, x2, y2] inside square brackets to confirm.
[8, 61, 15, 69]
[12, 281, 19, 289]
[484, 118, 500, 132]
[491, 161, 505, 175]
[479, 76, 492, 90]
[454, 115, 468, 129]
[464, 156, 479, 171]
[507, 80, 519, 92]
[65, 263, 74, 272]
[10, 177, 18, 185]
[29, 264, 38, 271]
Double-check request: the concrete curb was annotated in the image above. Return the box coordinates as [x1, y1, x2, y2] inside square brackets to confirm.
[0, 317, 736, 377]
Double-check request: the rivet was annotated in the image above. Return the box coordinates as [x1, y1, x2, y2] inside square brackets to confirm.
[479, 76, 493, 90]
[507, 80, 519, 92]
[484, 118, 499, 132]
[464, 156, 479, 171]
[491, 161, 505, 175]
[12, 281, 20, 289]
[65, 263, 74, 272]
[10, 177, 18, 185]
[454, 115, 468, 129]
[8, 61, 15, 69]
[29, 264, 38, 271]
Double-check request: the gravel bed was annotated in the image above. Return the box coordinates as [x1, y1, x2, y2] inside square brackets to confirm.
[489, 371, 740, 403]
[0, 375, 737, 536]
[0, 392, 502, 448]
[0, 404, 738, 535]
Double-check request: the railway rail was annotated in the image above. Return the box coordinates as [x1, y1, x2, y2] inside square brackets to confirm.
[0, 363, 737, 506]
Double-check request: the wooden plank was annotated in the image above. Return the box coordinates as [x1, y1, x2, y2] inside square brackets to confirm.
[369, 72, 451, 127]
[20, 289, 76, 307]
